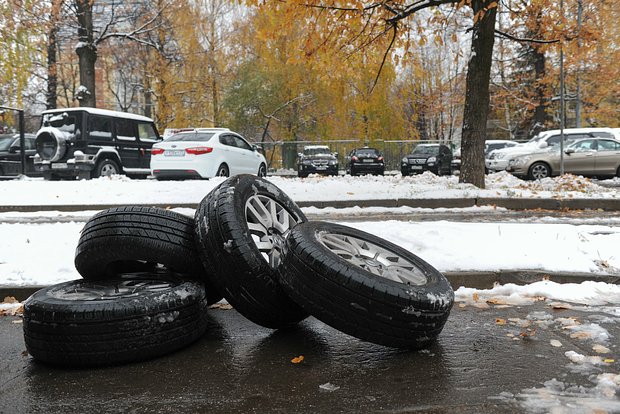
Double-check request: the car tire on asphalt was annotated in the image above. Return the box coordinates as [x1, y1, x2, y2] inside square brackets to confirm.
[75, 206, 222, 304]
[194, 174, 309, 329]
[22, 273, 209, 367]
[279, 221, 454, 348]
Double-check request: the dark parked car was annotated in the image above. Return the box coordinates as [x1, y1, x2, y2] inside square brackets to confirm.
[401, 143, 452, 176]
[34, 107, 160, 180]
[0, 133, 39, 177]
[297, 145, 339, 177]
[346, 147, 384, 176]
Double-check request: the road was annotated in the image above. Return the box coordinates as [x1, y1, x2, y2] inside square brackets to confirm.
[1, 301, 619, 414]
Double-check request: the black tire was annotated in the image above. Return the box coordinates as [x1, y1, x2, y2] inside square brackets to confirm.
[194, 174, 308, 329]
[280, 221, 454, 348]
[23, 274, 209, 367]
[528, 162, 551, 180]
[94, 158, 121, 178]
[75, 206, 222, 304]
[216, 163, 229, 177]
[258, 163, 267, 177]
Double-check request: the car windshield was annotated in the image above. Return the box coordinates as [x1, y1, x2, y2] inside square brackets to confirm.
[0, 135, 16, 151]
[355, 148, 379, 156]
[165, 132, 215, 142]
[304, 147, 331, 156]
[486, 143, 512, 154]
[42, 113, 76, 134]
[411, 145, 438, 155]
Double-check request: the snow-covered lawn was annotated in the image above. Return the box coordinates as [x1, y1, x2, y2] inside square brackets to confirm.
[1, 172, 619, 286]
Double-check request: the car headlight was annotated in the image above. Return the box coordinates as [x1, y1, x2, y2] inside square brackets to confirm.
[302, 160, 312, 165]
[402, 157, 408, 163]
[494, 153, 505, 160]
[427, 156, 436, 163]
[328, 160, 337, 165]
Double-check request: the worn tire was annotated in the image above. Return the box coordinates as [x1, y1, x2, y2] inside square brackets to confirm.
[194, 174, 308, 329]
[280, 221, 454, 348]
[75, 206, 222, 304]
[23, 274, 209, 367]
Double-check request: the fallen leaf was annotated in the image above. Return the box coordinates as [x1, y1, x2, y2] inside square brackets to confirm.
[2, 296, 18, 304]
[486, 298, 507, 305]
[550, 339, 562, 347]
[291, 355, 304, 364]
[208, 303, 233, 310]
[472, 292, 480, 302]
[495, 318, 506, 325]
[570, 332, 591, 340]
[604, 359, 615, 363]
[549, 302, 573, 310]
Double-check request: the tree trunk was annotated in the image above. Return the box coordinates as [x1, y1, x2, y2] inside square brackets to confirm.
[46, 24, 58, 109]
[459, 0, 497, 188]
[75, 0, 97, 107]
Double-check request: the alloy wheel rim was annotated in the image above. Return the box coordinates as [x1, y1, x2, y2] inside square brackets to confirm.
[532, 165, 548, 179]
[101, 163, 117, 176]
[50, 279, 174, 301]
[245, 194, 298, 268]
[316, 231, 428, 286]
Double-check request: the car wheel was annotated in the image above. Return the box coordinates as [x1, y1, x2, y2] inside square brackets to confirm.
[23, 274, 209, 367]
[216, 163, 229, 177]
[74, 206, 222, 304]
[94, 158, 121, 178]
[279, 221, 454, 348]
[616, 166, 620, 178]
[401, 171, 409, 177]
[257, 163, 267, 177]
[528, 162, 551, 180]
[194, 175, 308, 329]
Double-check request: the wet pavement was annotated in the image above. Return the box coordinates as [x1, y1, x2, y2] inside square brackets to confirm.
[1, 300, 618, 413]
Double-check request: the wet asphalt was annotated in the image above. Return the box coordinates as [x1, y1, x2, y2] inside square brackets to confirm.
[1, 300, 618, 414]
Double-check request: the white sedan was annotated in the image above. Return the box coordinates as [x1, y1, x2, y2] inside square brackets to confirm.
[150, 128, 267, 179]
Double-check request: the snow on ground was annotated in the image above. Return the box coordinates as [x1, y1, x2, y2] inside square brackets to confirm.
[0, 171, 618, 206]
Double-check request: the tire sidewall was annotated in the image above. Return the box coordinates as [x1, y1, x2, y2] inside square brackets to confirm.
[287, 221, 454, 311]
[96, 158, 120, 177]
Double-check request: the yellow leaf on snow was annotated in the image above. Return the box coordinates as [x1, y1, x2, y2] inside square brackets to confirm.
[291, 355, 304, 364]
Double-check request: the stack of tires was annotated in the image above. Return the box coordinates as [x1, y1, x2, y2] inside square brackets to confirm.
[23, 175, 454, 367]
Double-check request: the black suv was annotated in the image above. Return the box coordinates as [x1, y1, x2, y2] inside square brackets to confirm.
[0, 133, 39, 177]
[346, 147, 384, 176]
[297, 145, 339, 177]
[34, 108, 160, 180]
[401, 143, 452, 176]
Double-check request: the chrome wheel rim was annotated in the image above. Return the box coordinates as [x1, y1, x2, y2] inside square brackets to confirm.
[531, 164, 548, 180]
[316, 231, 428, 286]
[50, 279, 174, 301]
[245, 194, 299, 268]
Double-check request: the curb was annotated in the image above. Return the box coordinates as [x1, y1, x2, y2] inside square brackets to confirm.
[1, 197, 620, 212]
[3, 271, 618, 302]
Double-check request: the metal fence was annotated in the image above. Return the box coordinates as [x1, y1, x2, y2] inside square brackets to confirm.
[255, 139, 458, 172]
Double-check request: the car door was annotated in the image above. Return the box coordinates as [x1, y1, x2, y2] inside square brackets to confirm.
[563, 139, 596, 175]
[231, 135, 259, 174]
[594, 139, 620, 176]
[218, 134, 243, 175]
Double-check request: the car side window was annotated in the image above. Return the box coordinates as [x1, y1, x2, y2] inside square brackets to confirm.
[232, 135, 252, 151]
[573, 140, 595, 152]
[219, 135, 234, 147]
[116, 119, 137, 141]
[138, 123, 158, 142]
[25, 137, 35, 150]
[88, 116, 113, 141]
[597, 140, 620, 152]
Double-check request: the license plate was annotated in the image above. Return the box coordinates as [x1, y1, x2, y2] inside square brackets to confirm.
[164, 150, 185, 157]
[411, 166, 423, 170]
[315, 166, 327, 170]
[363, 159, 373, 163]
[51, 163, 67, 169]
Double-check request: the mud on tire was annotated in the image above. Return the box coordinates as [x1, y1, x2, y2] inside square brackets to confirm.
[23, 273, 209, 367]
[75, 206, 222, 304]
[280, 221, 454, 348]
[194, 174, 308, 329]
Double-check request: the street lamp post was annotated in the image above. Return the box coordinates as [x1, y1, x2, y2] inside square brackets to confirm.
[559, 0, 566, 176]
